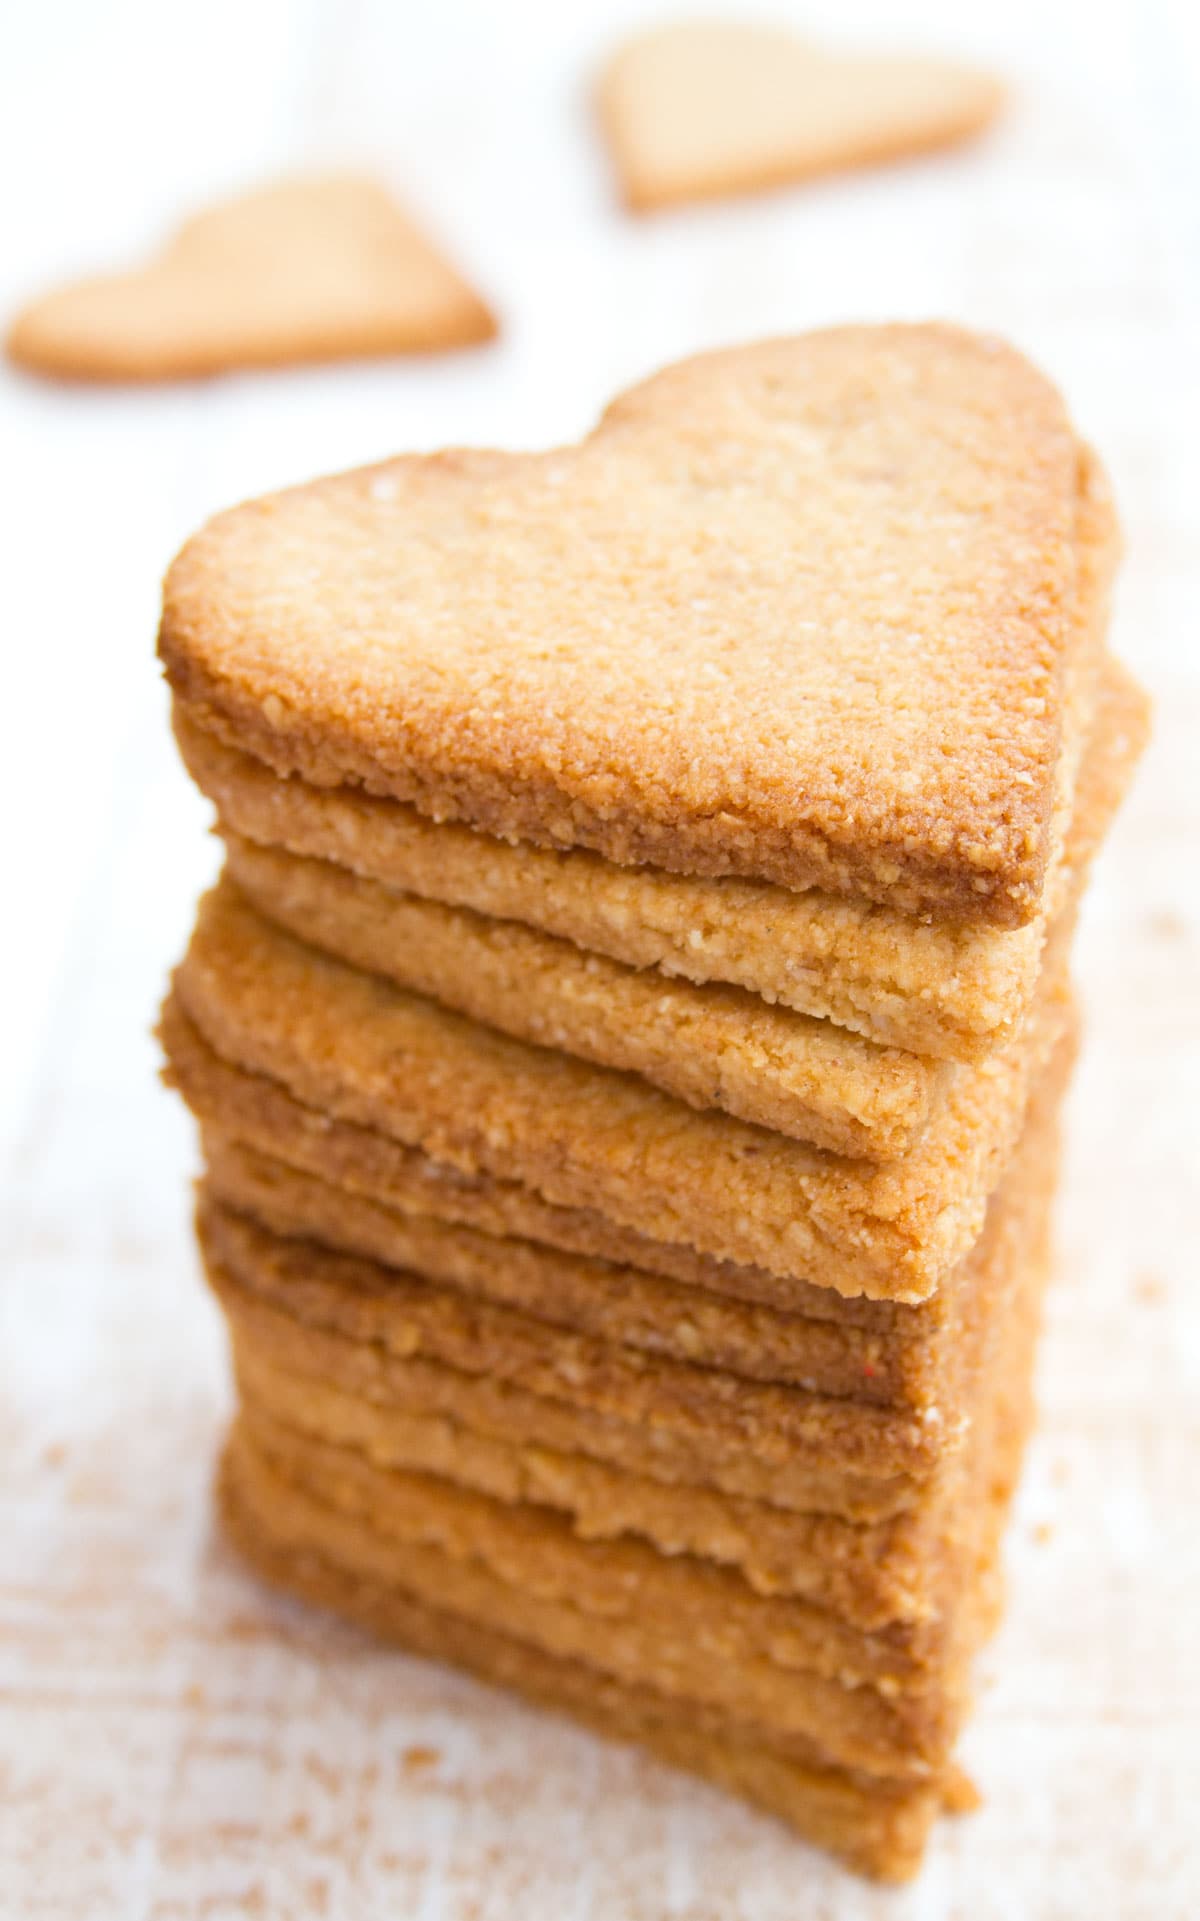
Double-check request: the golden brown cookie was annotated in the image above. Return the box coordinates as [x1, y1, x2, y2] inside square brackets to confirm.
[219, 831, 942, 1159]
[6, 176, 497, 381]
[596, 23, 1004, 211]
[172, 877, 1074, 1299]
[219, 1421, 979, 1775]
[173, 649, 1145, 1063]
[161, 326, 1101, 924]
[219, 1443, 945, 1882]
[195, 1010, 1067, 1416]
[228, 1257, 1040, 1634]
[221, 1285, 918, 1524]
[159, 992, 880, 1322]
[200, 1198, 936, 1481]
[218, 1114, 1052, 1643]
[212, 657, 1141, 1157]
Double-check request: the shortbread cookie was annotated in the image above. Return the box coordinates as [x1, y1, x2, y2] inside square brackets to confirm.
[198, 1130, 998, 1409]
[215, 1261, 921, 1522]
[160, 993, 903, 1322]
[173, 877, 1072, 1298]
[596, 24, 1003, 211]
[218, 1448, 947, 1882]
[216, 659, 1139, 1151]
[231, 1405, 1013, 1782]
[173, 653, 1145, 1061]
[197, 1021, 1065, 1413]
[203, 1134, 924, 1403]
[160, 326, 1103, 923]
[224, 1151, 1049, 1641]
[200, 1200, 940, 1480]
[230, 1246, 1039, 1633]
[198, 1036, 1058, 1499]
[224, 1419, 985, 1781]
[161, 992, 1074, 1333]
[238, 1401, 961, 1697]
[231, 1341, 943, 1616]
[220, 832, 942, 1157]
[7, 176, 497, 382]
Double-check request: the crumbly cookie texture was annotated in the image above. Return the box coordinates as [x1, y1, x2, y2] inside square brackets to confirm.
[221, 1280, 921, 1523]
[159, 993, 898, 1323]
[215, 1220, 1037, 1860]
[207, 659, 1139, 1162]
[595, 24, 1004, 212]
[219, 1448, 946, 1883]
[200, 1056, 1056, 1633]
[203, 1134, 920, 1404]
[173, 646, 1144, 1062]
[6, 176, 497, 382]
[161, 325, 1100, 924]
[173, 876, 1071, 1300]
[198, 1013, 1059, 1498]
[213, 1163, 1044, 1873]
[220, 831, 942, 1159]
[196, 1019, 1065, 1418]
[223, 1410, 986, 1780]
[200, 1198, 941, 1480]
[228, 1233, 1039, 1632]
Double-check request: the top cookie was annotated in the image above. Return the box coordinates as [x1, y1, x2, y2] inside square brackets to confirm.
[161, 324, 1097, 924]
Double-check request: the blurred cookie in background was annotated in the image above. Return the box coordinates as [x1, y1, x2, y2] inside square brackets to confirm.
[6, 175, 498, 381]
[596, 21, 1005, 213]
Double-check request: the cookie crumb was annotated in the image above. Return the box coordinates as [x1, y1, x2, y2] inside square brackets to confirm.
[1146, 908, 1186, 941]
[942, 1766, 982, 1815]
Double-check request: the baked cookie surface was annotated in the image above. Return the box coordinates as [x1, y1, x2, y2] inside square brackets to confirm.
[161, 325, 1096, 923]
[171, 877, 1073, 1299]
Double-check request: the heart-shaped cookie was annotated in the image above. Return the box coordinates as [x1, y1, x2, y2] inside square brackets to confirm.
[161, 324, 1093, 925]
[596, 23, 1005, 211]
[6, 176, 497, 381]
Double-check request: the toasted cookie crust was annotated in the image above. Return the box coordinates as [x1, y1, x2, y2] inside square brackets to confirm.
[172, 876, 1076, 1299]
[219, 1446, 946, 1882]
[160, 325, 1102, 923]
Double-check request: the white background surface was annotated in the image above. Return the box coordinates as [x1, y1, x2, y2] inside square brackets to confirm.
[1, 1, 1197, 1915]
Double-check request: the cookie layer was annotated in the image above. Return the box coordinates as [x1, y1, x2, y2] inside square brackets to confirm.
[200, 1199, 938, 1480]
[214, 658, 1140, 1156]
[223, 1288, 921, 1523]
[160, 326, 1102, 922]
[174, 653, 1144, 1062]
[219, 831, 941, 1158]
[219, 1445, 945, 1882]
[160, 994, 895, 1323]
[219, 1090, 1052, 1640]
[198, 1025, 1062, 1510]
[173, 876, 1072, 1298]
[196, 1014, 1066, 1417]
[228, 1409, 991, 1779]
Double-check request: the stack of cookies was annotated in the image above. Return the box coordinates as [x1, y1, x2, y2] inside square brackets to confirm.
[158, 326, 1147, 1882]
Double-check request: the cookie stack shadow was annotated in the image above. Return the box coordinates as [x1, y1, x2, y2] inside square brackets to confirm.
[157, 327, 1147, 1882]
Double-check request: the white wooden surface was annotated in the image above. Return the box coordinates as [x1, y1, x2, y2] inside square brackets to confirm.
[1, 2, 1197, 1915]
